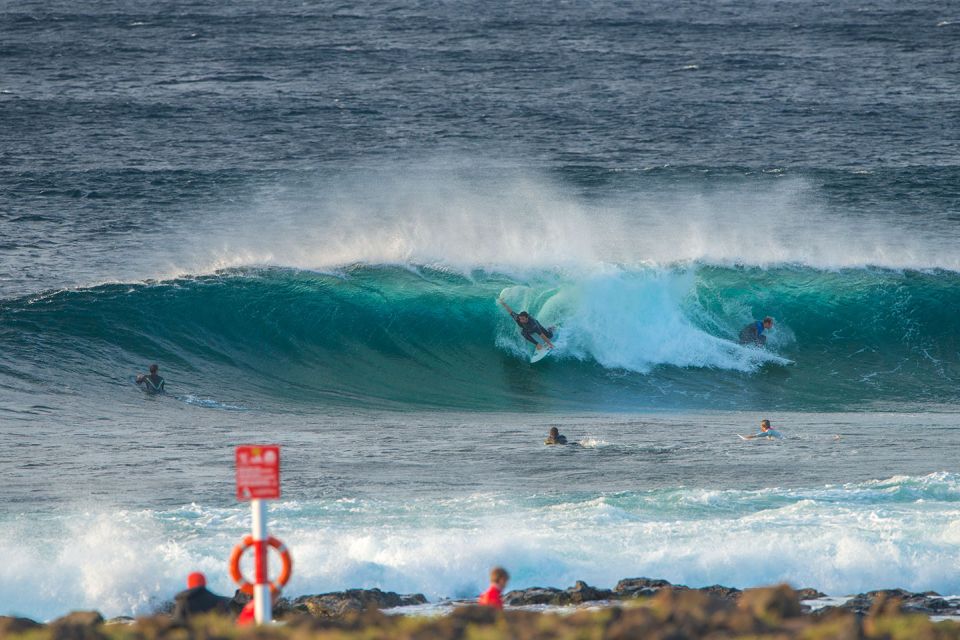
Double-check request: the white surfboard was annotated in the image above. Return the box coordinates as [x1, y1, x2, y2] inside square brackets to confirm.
[530, 345, 553, 363]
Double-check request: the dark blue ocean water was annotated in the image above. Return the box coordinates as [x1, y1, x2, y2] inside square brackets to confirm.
[2, 0, 960, 621]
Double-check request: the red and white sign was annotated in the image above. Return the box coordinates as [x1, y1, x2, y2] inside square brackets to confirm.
[236, 445, 281, 500]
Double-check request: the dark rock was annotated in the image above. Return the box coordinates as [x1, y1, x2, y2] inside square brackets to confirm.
[567, 581, 615, 604]
[697, 584, 742, 600]
[503, 586, 564, 605]
[228, 591, 294, 616]
[738, 585, 802, 620]
[840, 588, 959, 616]
[48, 611, 105, 640]
[865, 588, 915, 600]
[614, 577, 679, 598]
[292, 588, 427, 617]
[795, 587, 828, 600]
[504, 581, 614, 606]
[0, 616, 42, 638]
[840, 594, 873, 615]
[50, 611, 104, 627]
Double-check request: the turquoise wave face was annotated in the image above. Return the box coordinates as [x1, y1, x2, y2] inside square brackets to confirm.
[2, 264, 959, 411]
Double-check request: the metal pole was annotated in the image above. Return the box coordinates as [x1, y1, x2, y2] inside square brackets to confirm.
[251, 498, 272, 624]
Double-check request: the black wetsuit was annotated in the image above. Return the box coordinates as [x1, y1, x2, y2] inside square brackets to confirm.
[171, 586, 235, 623]
[545, 435, 568, 445]
[137, 374, 165, 394]
[738, 321, 766, 346]
[511, 312, 553, 345]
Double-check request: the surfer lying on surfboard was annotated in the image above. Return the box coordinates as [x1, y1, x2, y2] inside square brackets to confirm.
[739, 419, 783, 440]
[498, 298, 555, 351]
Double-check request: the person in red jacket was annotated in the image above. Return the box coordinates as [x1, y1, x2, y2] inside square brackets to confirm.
[478, 566, 510, 609]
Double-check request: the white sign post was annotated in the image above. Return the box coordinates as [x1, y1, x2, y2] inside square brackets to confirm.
[251, 498, 271, 624]
[235, 445, 281, 625]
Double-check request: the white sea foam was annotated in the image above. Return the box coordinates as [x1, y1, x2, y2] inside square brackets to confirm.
[2, 474, 959, 621]
[578, 438, 608, 448]
[497, 269, 789, 373]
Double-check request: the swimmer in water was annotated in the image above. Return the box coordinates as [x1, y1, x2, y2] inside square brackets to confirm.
[544, 427, 568, 445]
[136, 363, 166, 394]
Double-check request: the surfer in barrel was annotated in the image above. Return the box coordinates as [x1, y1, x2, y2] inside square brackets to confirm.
[136, 363, 166, 394]
[498, 298, 555, 351]
[739, 316, 774, 346]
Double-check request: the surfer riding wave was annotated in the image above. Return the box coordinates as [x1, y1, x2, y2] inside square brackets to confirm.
[498, 298, 555, 351]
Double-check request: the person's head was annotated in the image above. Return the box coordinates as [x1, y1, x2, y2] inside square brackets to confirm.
[149, 363, 159, 375]
[490, 566, 510, 589]
[760, 419, 771, 431]
[186, 572, 206, 589]
[762, 317, 774, 330]
[549, 427, 560, 438]
[517, 311, 530, 324]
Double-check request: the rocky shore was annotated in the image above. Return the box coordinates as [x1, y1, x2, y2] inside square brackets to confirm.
[3, 578, 960, 640]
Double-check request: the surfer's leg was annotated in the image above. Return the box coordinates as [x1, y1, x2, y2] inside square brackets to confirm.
[521, 331, 539, 345]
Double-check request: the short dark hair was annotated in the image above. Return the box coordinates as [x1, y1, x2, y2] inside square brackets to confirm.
[763, 316, 774, 324]
[549, 427, 559, 436]
[490, 566, 510, 583]
[149, 364, 158, 373]
[518, 311, 529, 318]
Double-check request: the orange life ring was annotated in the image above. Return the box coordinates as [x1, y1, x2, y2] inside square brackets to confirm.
[228, 535, 293, 595]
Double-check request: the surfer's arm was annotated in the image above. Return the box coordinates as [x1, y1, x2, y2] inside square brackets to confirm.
[498, 298, 515, 315]
[539, 332, 555, 348]
[135, 374, 145, 385]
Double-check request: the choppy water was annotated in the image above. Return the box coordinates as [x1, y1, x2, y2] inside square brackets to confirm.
[2, 0, 959, 622]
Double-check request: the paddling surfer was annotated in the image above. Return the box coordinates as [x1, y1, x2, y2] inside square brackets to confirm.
[498, 299, 555, 351]
[741, 419, 784, 440]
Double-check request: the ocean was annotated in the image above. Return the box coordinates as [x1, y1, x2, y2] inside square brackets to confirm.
[2, 0, 959, 621]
